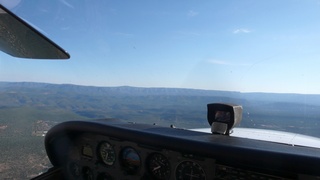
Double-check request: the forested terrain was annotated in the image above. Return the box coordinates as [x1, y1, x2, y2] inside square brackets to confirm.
[1, 82, 320, 179]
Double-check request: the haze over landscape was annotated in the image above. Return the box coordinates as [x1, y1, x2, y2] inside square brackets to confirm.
[1, 81, 320, 179]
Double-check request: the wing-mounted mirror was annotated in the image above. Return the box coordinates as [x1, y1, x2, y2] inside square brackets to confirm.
[0, 4, 70, 59]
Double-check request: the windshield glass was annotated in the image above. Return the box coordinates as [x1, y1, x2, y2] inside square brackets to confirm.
[1, 0, 320, 179]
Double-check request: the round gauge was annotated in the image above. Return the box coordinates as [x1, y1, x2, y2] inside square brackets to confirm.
[98, 141, 116, 166]
[120, 147, 141, 175]
[147, 153, 171, 180]
[175, 161, 206, 180]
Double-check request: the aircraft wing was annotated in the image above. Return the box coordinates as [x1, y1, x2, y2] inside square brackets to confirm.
[191, 127, 320, 149]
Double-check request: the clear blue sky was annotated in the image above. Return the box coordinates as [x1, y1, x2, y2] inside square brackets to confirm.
[1, 0, 320, 94]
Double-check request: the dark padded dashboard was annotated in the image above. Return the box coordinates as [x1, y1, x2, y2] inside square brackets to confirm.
[44, 119, 320, 179]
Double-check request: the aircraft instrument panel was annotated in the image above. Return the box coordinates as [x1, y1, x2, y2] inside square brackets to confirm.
[43, 119, 320, 180]
[64, 132, 294, 180]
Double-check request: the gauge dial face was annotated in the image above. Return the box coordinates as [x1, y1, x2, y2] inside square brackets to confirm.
[147, 153, 171, 180]
[176, 161, 206, 180]
[120, 147, 141, 175]
[98, 141, 116, 166]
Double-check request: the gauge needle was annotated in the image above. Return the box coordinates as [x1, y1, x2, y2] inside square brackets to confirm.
[153, 166, 161, 171]
[186, 170, 200, 179]
[159, 161, 165, 166]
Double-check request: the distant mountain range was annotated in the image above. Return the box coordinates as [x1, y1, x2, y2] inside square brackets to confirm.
[1, 81, 320, 105]
[0, 81, 239, 96]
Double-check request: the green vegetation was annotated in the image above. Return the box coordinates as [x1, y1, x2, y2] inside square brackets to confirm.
[0, 82, 320, 179]
[0, 106, 87, 179]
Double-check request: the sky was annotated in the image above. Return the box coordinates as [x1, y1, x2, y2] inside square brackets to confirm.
[1, 0, 320, 94]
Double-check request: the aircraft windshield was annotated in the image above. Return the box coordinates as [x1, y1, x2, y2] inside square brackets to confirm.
[1, 0, 320, 179]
